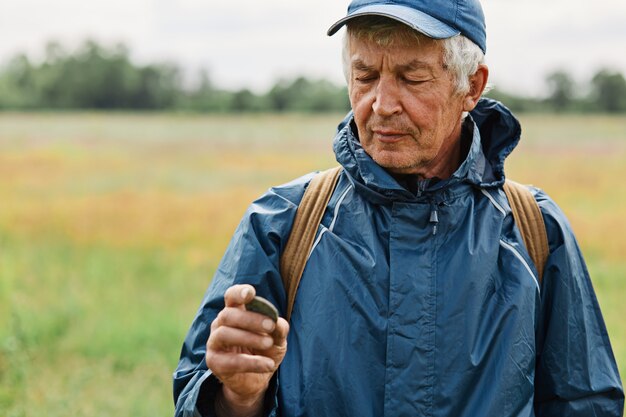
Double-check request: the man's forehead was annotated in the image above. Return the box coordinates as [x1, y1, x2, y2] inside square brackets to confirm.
[351, 57, 437, 71]
[349, 26, 440, 51]
[349, 35, 443, 68]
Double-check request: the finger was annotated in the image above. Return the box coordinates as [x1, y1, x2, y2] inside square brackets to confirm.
[224, 284, 256, 308]
[207, 351, 275, 375]
[209, 326, 275, 352]
[215, 307, 276, 334]
[272, 318, 290, 345]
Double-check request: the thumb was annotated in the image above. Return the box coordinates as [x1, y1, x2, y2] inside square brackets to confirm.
[224, 284, 256, 308]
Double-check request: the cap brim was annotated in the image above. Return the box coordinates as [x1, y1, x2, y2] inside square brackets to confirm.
[327, 4, 460, 39]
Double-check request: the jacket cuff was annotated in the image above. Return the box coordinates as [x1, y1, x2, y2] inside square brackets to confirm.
[184, 371, 280, 417]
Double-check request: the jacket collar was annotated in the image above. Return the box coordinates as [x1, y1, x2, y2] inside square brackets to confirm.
[332, 98, 521, 204]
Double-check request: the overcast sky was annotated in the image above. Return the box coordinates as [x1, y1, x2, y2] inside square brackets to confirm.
[1, 0, 625, 95]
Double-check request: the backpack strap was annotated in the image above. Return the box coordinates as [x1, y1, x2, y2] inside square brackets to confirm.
[503, 179, 550, 285]
[280, 166, 342, 321]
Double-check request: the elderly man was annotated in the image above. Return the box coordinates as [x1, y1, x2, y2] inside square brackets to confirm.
[173, 1, 624, 416]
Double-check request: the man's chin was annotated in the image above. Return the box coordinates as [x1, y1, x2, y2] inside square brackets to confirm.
[374, 157, 421, 175]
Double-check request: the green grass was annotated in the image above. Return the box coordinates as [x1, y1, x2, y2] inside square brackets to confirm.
[0, 112, 624, 416]
[0, 239, 199, 416]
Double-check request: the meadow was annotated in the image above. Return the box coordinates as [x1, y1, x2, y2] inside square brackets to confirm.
[0, 112, 624, 416]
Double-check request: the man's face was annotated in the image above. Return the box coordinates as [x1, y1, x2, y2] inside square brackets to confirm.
[348, 33, 467, 177]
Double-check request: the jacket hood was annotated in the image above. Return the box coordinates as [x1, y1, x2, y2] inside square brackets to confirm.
[333, 98, 521, 203]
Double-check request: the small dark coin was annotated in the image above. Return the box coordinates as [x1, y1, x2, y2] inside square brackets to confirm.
[245, 296, 279, 322]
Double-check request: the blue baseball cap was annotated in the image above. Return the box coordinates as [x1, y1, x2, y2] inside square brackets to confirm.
[327, 0, 487, 54]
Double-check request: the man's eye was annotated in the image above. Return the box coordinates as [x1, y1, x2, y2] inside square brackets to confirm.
[403, 78, 428, 85]
[355, 75, 377, 83]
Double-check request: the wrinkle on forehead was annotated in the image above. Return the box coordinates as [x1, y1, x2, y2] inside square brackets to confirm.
[349, 35, 444, 74]
[351, 57, 439, 79]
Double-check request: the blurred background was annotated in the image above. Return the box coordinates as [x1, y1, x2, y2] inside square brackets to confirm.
[0, 1, 624, 416]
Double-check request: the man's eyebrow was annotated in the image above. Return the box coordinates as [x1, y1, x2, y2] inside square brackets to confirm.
[399, 60, 436, 72]
[351, 59, 373, 71]
[351, 58, 436, 72]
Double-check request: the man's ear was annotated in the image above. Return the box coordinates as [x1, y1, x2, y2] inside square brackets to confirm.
[463, 64, 489, 112]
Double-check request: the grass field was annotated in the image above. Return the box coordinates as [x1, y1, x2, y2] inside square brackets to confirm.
[0, 112, 624, 416]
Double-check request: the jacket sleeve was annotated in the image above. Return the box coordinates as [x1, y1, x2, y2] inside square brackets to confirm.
[533, 189, 624, 416]
[172, 176, 311, 417]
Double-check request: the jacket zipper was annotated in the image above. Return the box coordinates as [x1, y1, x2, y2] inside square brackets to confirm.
[416, 179, 443, 236]
[429, 202, 439, 236]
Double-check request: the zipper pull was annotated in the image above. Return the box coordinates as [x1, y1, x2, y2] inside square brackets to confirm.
[429, 203, 439, 236]
[416, 178, 429, 197]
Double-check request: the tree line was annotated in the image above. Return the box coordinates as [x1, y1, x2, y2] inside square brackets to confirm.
[1, 40, 625, 113]
[0, 40, 349, 113]
[487, 69, 626, 114]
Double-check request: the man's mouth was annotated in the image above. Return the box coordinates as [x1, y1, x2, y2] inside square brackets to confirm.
[372, 129, 409, 142]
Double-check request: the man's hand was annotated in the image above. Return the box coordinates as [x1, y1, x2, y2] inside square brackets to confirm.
[206, 284, 289, 417]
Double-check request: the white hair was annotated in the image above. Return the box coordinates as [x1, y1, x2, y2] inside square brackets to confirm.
[342, 17, 486, 95]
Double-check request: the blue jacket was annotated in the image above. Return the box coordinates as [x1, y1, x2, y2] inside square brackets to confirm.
[173, 99, 624, 417]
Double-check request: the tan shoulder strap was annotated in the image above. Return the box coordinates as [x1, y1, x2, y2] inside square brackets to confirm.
[503, 179, 550, 285]
[280, 166, 342, 321]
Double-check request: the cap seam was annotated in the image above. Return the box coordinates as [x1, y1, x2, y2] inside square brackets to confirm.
[353, 0, 396, 11]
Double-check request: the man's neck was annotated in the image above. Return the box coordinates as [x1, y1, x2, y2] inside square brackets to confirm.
[392, 118, 473, 193]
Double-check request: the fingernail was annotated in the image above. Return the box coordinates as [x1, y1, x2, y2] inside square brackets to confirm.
[262, 337, 273, 348]
[262, 319, 274, 332]
[241, 287, 250, 299]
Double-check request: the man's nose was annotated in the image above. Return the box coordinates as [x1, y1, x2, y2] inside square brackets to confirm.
[372, 77, 402, 116]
